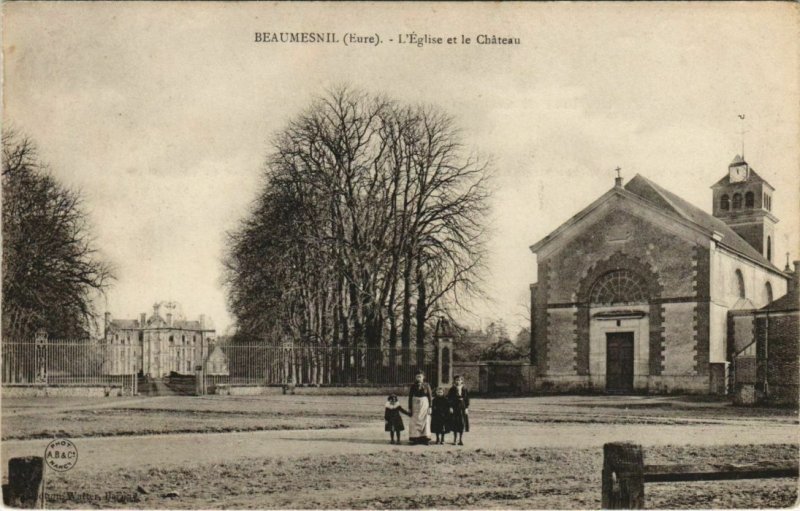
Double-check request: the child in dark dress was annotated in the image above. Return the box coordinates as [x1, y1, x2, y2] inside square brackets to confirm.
[384, 394, 410, 444]
[447, 375, 470, 445]
[430, 387, 451, 445]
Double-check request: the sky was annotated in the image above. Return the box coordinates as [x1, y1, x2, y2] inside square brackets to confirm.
[3, 2, 798, 336]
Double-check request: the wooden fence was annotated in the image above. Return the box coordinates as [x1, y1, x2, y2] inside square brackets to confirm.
[601, 442, 799, 509]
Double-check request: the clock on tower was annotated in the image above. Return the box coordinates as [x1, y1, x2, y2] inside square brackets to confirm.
[730, 160, 748, 183]
[712, 155, 778, 262]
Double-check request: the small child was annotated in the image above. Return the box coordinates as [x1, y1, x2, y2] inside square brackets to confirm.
[384, 394, 410, 444]
[430, 387, 451, 445]
[448, 375, 470, 446]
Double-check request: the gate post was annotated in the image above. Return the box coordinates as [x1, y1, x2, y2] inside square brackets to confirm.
[602, 442, 644, 509]
[35, 330, 47, 386]
[433, 317, 454, 390]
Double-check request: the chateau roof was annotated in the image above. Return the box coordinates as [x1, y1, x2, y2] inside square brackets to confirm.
[625, 174, 780, 272]
[109, 319, 140, 329]
[175, 320, 202, 329]
[108, 318, 210, 331]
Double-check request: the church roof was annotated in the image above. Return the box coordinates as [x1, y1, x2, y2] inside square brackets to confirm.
[711, 156, 774, 189]
[760, 291, 799, 313]
[625, 174, 780, 271]
[529, 173, 782, 274]
[760, 276, 799, 312]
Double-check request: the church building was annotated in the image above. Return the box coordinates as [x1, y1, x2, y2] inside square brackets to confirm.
[529, 156, 790, 394]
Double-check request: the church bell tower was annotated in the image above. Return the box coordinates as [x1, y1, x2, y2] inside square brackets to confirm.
[711, 155, 778, 262]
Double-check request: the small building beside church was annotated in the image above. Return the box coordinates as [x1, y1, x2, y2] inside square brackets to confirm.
[529, 156, 790, 394]
[730, 262, 799, 405]
[103, 302, 216, 378]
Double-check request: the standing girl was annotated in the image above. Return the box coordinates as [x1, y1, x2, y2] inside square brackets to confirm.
[430, 387, 451, 445]
[407, 370, 432, 445]
[384, 394, 409, 444]
[447, 375, 470, 445]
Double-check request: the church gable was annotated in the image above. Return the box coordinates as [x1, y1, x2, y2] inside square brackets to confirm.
[531, 189, 708, 262]
[540, 205, 703, 304]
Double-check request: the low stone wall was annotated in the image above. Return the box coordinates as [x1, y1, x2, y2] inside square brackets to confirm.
[228, 385, 409, 396]
[453, 362, 535, 394]
[533, 374, 711, 395]
[646, 375, 710, 394]
[452, 363, 481, 391]
[734, 383, 757, 405]
[534, 375, 593, 394]
[2, 386, 123, 398]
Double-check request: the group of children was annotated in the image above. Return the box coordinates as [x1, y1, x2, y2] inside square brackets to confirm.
[384, 372, 470, 446]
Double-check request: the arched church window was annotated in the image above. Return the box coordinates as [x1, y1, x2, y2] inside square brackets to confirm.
[767, 236, 772, 262]
[590, 270, 648, 305]
[735, 269, 746, 299]
[732, 193, 742, 209]
[745, 192, 754, 208]
[720, 195, 730, 211]
[765, 282, 773, 304]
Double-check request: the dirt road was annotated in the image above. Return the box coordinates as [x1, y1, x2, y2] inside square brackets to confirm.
[4, 417, 796, 476]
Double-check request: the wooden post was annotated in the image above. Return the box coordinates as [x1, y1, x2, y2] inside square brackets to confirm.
[195, 365, 204, 396]
[4, 456, 44, 508]
[602, 442, 644, 509]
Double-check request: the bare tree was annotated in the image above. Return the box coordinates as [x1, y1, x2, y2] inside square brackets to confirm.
[2, 131, 115, 339]
[224, 87, 490, 381]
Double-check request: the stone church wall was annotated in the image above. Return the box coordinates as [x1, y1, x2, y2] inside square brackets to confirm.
[661, 302, 697, 376]
[532, 205, 711, 393]
[545, 307, 577, 374]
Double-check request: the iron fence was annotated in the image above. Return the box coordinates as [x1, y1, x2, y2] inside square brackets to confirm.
[2, 340, 136, 391]
[2, 340, 441, 392]
[204, 345, 439, 387]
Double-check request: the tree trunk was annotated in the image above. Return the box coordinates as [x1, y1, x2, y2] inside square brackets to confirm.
[401, 248, 413, 373]
[415, 259, 427, 370]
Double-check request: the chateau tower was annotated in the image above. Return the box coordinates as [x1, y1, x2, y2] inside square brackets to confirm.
[711, 155, 778, 263]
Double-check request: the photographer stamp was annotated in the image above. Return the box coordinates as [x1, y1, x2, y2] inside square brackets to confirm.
[44, 439, 78, 472]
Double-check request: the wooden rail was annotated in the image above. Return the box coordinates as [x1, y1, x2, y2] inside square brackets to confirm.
[602, 442, 799, 509]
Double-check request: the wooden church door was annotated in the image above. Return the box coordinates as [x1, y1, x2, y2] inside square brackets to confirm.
[606, 332, 634, 393]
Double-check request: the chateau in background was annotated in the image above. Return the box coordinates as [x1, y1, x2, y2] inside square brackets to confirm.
[103, 302, 216, 378]
[529, 156, 792, 395]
